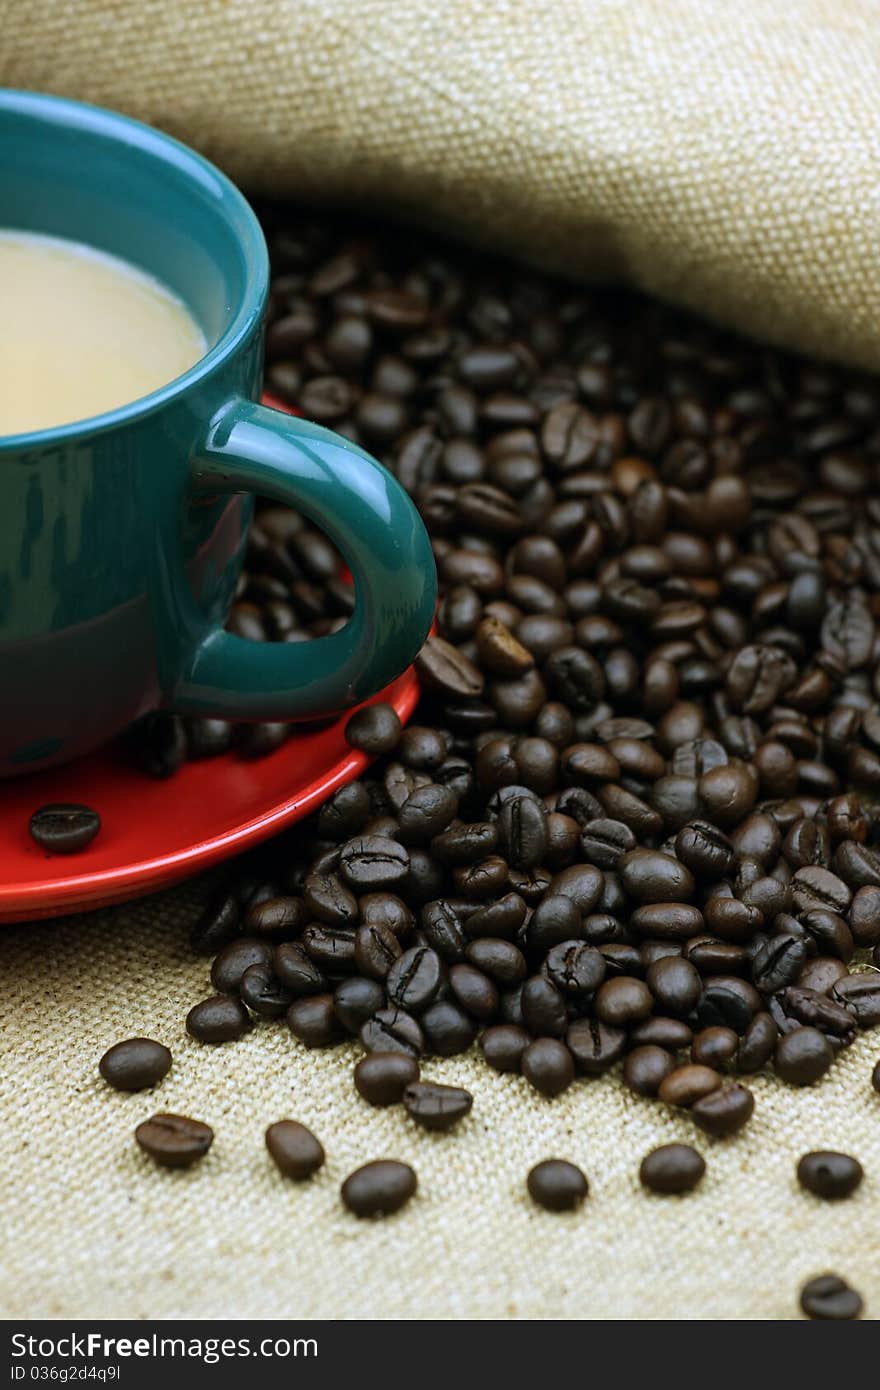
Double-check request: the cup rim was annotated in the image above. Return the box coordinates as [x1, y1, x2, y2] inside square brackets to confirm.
[0, 89, 268, 453]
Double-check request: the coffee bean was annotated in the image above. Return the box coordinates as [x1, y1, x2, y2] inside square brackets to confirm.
[210, 938, 273, 995]
[265, 1120, 325, 1179]
[791, 866, 851, 915]
[99, 1038, 172, 1091]
[245, 895, 308, 940]
[527, 1159, 589, 1211]
[135, 1113, 213, 1169]
[522, 976, 568, 1036]
[416, 636, 485, 697]
[190, 891, 241, 954]
[344, 702, 402, 753]
[690, 1083, 755, 1137]
[341, 1160, 417, 1217]
[799, 1273, 863, 1320]
[594, 976, 653, 1025]
[646, 956, 701, 1015]
[639, 1143, 705, 1194]
[29, 802, 100, 853]
[333, 977, 385, 1032]
[872, 1059, 880, 1093]
[339, 836, 410, 889]
[674, 821, 735, 879]
[354, 1052, 420, 1106]
[274, 942, 326, 996]
[403, 1081, 473, 1131]
[303, 872, 358, 928]
[360, 1006, 424, 1057]
[301, 924, 357, 972]
[386, 945, 443, 1012]
[420, 999, 478, 1055]
[567, 1017, 627, 1074]
[623, 1045, 675, 1097]
[237, 962, 290, 1018]
[619, 849, 695, 903]
[631, 1016, 693, 1051]
[796, 1150, 863, 1199]
[449, 963, 499, 1021]
[287, 994, 344, 1047]
[521, 1037, 575, 1096]
[697, 976, 761, 1033]
[775, 1027, 834, 1085]
[736, 1011, 778, 1072]
[186, 995, 251, 1043]
[544, 940, 605, 996]
[691, 1026, 738, 1069]
[658, 1064, 722, 1108]
[481, 1023, 530, 1072]
[830, 973, 880, 1027]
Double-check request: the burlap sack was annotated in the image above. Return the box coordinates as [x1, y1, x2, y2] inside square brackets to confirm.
[2, 0, 880, 371]
[1, 883, 878, 1320]
[2, 0, 880, 1322]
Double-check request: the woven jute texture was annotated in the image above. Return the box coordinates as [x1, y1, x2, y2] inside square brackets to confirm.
[1, 876, 878, 1320]
[2, 0, 880, 370]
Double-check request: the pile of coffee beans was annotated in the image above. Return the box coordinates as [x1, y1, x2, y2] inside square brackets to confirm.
[116, 207, 880, 1315]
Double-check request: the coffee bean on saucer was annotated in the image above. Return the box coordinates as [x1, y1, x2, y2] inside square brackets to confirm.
[99, 1038, 172, 1091]
[29, 803, 100, 854]
[403, 1081, 473, 1131]
[345, 703, 402, 754]
[135, 1113, 213, 1169]
[265, 1120, 325, 1179]
[527, 1159, 589, 1211]
[796, 1151, 863, 1199]
[639, 1143, 705, 1194]
[341, 1159, 417, 1217]
[799, 1273, 863, 1320]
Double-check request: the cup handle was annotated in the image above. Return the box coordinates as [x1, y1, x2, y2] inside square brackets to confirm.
[175, 399, 436, 720]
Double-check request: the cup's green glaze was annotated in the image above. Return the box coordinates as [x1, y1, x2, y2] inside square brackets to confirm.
[0, 90, 436, 775]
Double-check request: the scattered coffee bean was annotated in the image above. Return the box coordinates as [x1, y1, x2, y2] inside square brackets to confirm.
[527, 1159, 589, 1211]
[265, 1120, 325, 1179]
[690, 1083, 755, 1137]
[135, 1113, 213, 1169]
[639, 1143, 706, 1194]
[403, 1081, 473, 1131]
[799, 1273, 863, 1320]
[354, 1052, 420, 1106]
[98, 1038, 172, 1091]
[341, 1159, 417, 1217]
[796, 1151, 863, 1199]
[186, 995, 251, 1043]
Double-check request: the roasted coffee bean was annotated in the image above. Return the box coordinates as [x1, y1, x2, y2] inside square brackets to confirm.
[354, 1052, 421, 1106]
[237, 722, 289, 758]
[527, 1159, 589, 1212]
[481, 1022, 530, 1072]
[386, 945, 443, 1012]
[849, 885, 880, 945]
[639, 1144, 705, 1194]
[797, 955, 848, 993]
[355, 922, 403, 980]
[674, 820, 734, 879]
[287, 994, 344, 1046]
[567, 1017, 627, 1073]
[521, 1037, 575, 1096]
[630, 903, 705, 940]
[796, 1150, 863, 1199]
[303, 872, 358, 928]
[658, 1064, 722, 1108]
[129, 713, 188, 776]
[344, 702, 402, 753]
[751, 934, 808, 993]
[872, 1058, 880, 1093]
[403, 1081, 473, 1131]
[245, 895, 308, 941]
[580, 817, 636, 868]
[778, 985, 856, 1039]
[544, 940, 605, 996]
[830, 973, 880, 1027]
[420, 1000, 478, 1055]
[333, 977, 385, 1033]
[467, 937, 527, 984]
[99, 1038, 172, 1091]
[265, 1120, 325, 1180]
[623, 1045, 675, 1096]
[29, 802, 101, 854]
[341, 1160, 417, 1218]
[135, 1113, 213, 1169]
[301, 924, 357, 972]
[690, 1083, 755, 1137]
[791, 866, 852, 916]
[274, 942, 326, 996]
[691, 1026, 738, 1069]
[630, 1016, 693, 1051]
[431, 821, 498, 865]
[360, 1006, 424, 1057]
[799, 1273, 863, 1320]
[449, 963, 500, 1021]
[736, 1011, 778, 1073]
[522, 976, 568, 1037]
[210, 938, 273, 995]
[697, 976, 761, 1033]
[239, 963, 292, 1018]
[594, 976, 653, 1025]
[619, 849, 695, 903]
[339, 836, 410, 889]
[775, 1027, 834, 1084]
[646, 956, 701, 1015]
[416, 636, 484, 696]
[190, 891, 241, 954]
[525, 894, 583, 953]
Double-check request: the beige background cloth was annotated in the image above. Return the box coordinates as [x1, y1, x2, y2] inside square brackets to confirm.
[2, 0, 880, 371]
[2, 0, 880, 1321]
[1, 880, 878, 1320]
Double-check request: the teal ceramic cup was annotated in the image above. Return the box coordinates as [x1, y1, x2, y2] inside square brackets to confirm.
[0, 90, 436, 776]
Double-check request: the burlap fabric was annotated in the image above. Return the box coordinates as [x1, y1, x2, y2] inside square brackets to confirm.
[2, 0, 880, 1322]
[1, 880, 878, 1320]
[2, 0, 880, 371]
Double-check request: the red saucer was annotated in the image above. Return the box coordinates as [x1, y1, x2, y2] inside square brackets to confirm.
[0, 393, 421, 923]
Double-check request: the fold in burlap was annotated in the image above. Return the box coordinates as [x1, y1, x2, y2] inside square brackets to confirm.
[0, 884, 878, 1321]
[3, 1, 880, 371]
[3, 0, 880, 1320]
